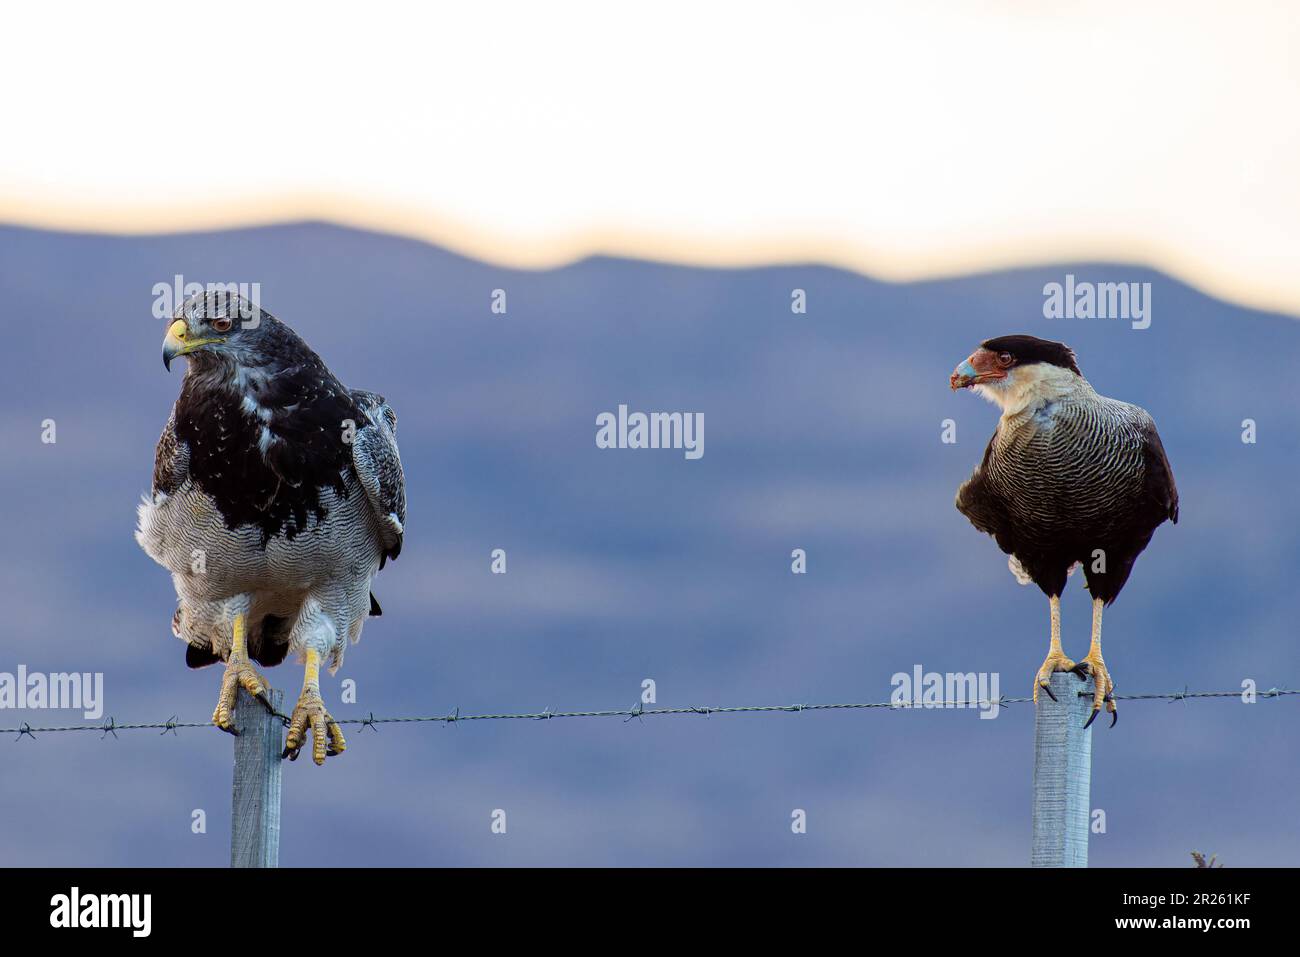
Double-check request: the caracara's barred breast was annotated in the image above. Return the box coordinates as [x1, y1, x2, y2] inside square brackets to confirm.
[956, 377, 1177, 604]
[952, 336, 1177, 606]
[982, 395, 1150, 546]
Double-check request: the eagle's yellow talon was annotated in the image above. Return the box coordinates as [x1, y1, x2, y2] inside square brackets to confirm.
[211, 614, 268, 732]
[282, 651, 342, 764]
[284, 709, 308, 757]
[238, 671, 266, 698]
[310, 711, 327, 765]
[326, 720, 347, 756]
[282, 690, 339, 763]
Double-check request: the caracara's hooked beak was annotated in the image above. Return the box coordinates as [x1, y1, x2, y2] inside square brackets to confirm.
[950, 348, 1007, 390]
[162, 319, 220, 371]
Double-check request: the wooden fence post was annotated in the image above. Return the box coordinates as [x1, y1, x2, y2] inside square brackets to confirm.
[231, 687, 284, 868]
[1031, 671, 1094, 867]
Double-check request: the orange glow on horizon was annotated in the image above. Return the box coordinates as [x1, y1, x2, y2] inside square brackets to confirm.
[0, 190, 1294, 319]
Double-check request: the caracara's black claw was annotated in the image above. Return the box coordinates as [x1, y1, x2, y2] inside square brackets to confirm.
[1071, 662, 1090, 679]
[1040, 682, 1057, 702]
[1083, 708, 1099, 730]
[1109, 711, 1118, 728]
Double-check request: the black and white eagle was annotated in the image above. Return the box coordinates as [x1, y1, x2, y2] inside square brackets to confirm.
[950, 335, 1177, 727]
[136, 292, 406, 764]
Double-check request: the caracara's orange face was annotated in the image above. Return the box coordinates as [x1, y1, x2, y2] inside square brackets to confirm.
[950, 347, 1015, 389]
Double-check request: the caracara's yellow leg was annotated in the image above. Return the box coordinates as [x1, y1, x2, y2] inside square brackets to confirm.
[1032, 595, 1076, 703]
[1074, 597, 1116, 728]
[283, 649, 346, 765]
[212, 612, 270, 732]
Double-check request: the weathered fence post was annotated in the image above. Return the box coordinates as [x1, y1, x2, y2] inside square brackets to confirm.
[231, 687, 283, 868]
[1031, 671, 1094, 867]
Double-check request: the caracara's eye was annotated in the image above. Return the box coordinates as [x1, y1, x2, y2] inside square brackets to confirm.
[997, 352, 1013, 367]
[211, 316, 233, 333]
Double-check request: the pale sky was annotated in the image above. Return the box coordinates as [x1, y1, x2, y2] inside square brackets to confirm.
[3, 1, 1298, 314]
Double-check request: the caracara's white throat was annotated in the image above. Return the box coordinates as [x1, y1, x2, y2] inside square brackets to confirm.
[972, 362, 1091, 418]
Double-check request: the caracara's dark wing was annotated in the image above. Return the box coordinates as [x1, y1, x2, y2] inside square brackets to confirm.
[1139, 415, 1179, 525]
[955, 434, 1010, 543]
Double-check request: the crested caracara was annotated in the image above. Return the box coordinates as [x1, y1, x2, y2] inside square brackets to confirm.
[951, 335, 1178, 728]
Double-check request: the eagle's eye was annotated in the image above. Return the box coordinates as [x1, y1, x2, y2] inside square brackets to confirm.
[997, 352, 1014, 367]
[211, 317, 234, 333]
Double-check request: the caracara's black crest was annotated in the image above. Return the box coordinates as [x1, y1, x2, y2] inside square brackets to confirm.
[980, 335, 1081, 376]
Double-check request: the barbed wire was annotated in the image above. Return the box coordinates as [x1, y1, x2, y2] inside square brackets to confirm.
[2, 686, 1294, 740]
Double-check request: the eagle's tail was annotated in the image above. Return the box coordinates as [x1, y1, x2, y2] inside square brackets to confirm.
[250, 615, 292, 667]
[182, 614, 292, 669]
[184, 643, 221, 669]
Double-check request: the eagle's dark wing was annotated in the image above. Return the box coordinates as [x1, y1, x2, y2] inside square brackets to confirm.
[152, 405, 189, 496]
[350, 390, 406, 565]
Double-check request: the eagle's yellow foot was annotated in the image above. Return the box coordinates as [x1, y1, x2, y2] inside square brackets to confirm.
[283, 687, 346, 764]
[1072, 655, 1117, 728]
[283, 651, 345, 764]
[212, 614, 269, 733]
[1032, 648, 1077, 703]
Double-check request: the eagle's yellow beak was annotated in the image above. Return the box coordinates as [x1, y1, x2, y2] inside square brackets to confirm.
[162, 319, 221, 371]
